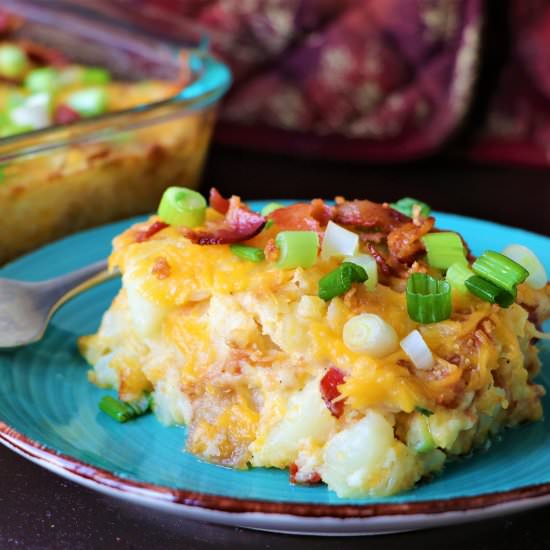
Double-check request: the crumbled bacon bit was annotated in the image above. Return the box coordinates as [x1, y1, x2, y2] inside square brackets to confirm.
[151, 257, 171, 280]
[358, 231, 386, 244]
[366, 242, 392, 276]
[53, 104, 81, 125]
[87, 146, 110, 163]
[310, 198, 333, 226]
[264, 238, 279, 262]
[521, 302, 541, 329]
[269, 201, 330, 233]
[146, 144, 165, 162]
[435, 379, 466, 408]
[447, 354, 461, 366]
[183, 195, 265, 245]
[20, 40, 68, 67]
[289, 463, 322, 485]
[135, 221, 169, 243]
[479, 319, 496, 341]
[209, 187, 230, 214]
[332, 199, 409, 231]
[320, 367, 346, 418]
[474, 328, 490, 346]
[387, 217, 434, 263]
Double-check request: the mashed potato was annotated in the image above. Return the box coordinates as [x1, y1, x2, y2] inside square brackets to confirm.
[79, 194, 549, 498]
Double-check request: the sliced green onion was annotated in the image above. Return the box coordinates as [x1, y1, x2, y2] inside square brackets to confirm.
[415, 406, 434, 417]
[502, 244, 547, 290]
[0, 121, 33, 138]
[391, 197, 431, 218]
[320, 221, 358, 260]
[0, 111, 33, 137]
[464, 275, 515, 308]
[318, 262, 367, 301]
[472, 250, 529, 294]
[421, 232, 467, 270]
[158, 186, 207, 227]
[66, 87, 108, 117]
[59, 66, 83, 86]
[264, 219, 274, 230]
[6, 92, 25, 110]
[275, 230, 319, 269]
[0, 44, 29, 78]
[406, 273, 452, 324]
[6, 92, 27, 112]
[342, 313, 398, 357]
[25, 67, 61, 93]
[400, 329, 434, 370]
[99, 394, 152, 423]
[446, 262, 474, 294]
[9, 93, 52, 130]
[82, 67, 111, 84]
[261, 202, 284, 216]
[344, 253, 378, 290]
[230, 243, 265, 262]
[407, 414, 436, 453]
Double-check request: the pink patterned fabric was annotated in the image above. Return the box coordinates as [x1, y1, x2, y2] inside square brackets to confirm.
[69, 0, 481, 160]
[23, 1, 550, 165]
[469, 1, 550, 167]
[215, 0, 482, 160]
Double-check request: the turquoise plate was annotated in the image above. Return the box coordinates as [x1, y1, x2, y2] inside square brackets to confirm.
[0, 203, 549, 536]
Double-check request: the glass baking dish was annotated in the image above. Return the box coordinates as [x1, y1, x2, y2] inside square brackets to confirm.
[0, 0, 231, 265]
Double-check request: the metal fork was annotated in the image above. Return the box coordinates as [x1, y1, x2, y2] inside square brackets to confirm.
[0, 260, 118, 348]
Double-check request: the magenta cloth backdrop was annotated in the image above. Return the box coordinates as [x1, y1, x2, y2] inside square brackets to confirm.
[23, 1, 550, 166]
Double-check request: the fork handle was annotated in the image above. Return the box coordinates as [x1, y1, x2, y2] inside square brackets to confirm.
[41, 260, 118, 309]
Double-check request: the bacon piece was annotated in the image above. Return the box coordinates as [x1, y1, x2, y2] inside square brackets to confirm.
[320, 367, 346, 418]
[367, 242, 392, 276]
[270, 204, 318, 231]
[20, 40, 68, 67]
[446, 354, 461, 366]
[270, 199, 331, 233]
[135, 221, 169, 243]
[521, 302, 541, 329]
[366, 242, 411, 278]
[183, 195, 265, 245]
[151, 257, 171, 280]
[54, 104, 81, 125]
[289, 463, 322, 485]
[358, 231, 386, 244]
[310, 198, 333, 226]
[387, 217, 435, 263]
[333, 200, 409, 231]
[209, 187, 230, 214]
[264, 238, 279, 262]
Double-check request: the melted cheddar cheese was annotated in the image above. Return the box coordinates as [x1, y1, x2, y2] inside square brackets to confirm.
[79, 210, 549, 498]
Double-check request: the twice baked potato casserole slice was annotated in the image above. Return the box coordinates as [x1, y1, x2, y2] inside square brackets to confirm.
[80, 189, 549, 497]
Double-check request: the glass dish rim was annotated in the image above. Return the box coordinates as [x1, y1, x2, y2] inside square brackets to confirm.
[0, 1, 232, 162]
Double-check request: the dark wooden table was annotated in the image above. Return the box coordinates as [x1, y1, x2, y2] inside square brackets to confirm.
[1, 148, 549, 549]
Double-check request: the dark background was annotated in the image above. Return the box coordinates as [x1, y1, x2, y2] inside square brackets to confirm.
[204, 147, 550, 235]
[1, 437, 550, 550]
